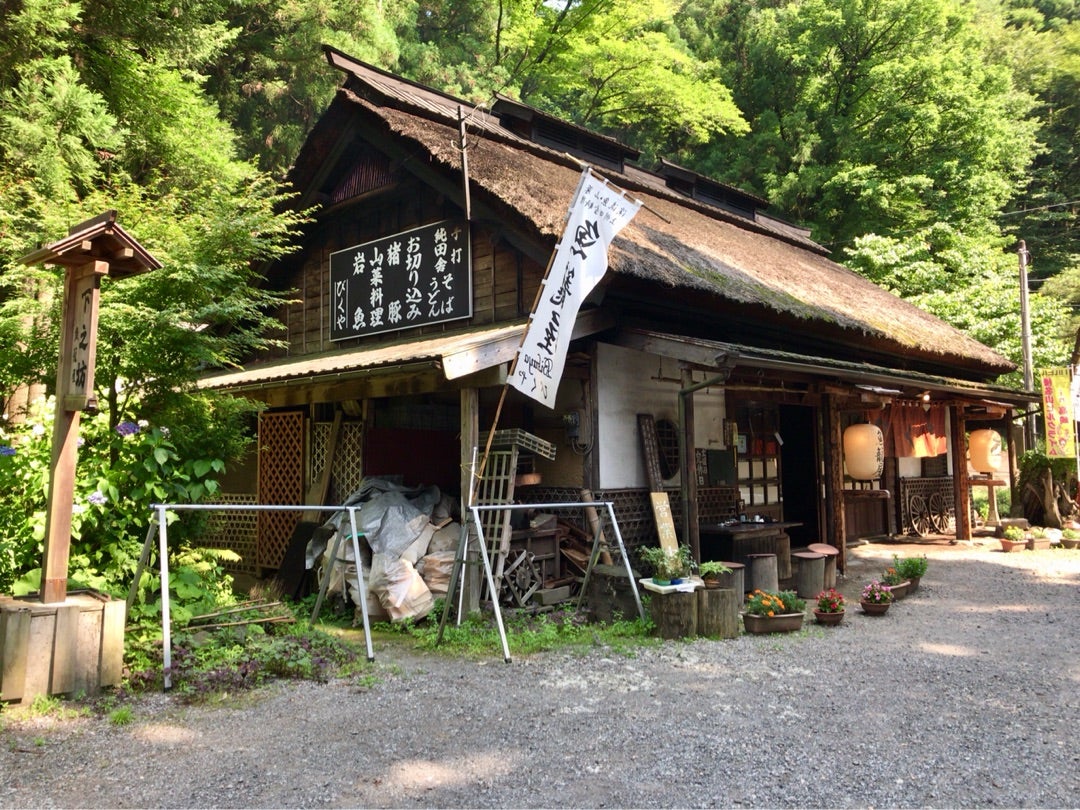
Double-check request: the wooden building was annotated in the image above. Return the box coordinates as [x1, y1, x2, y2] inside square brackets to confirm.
[199, 47, 1032, 593]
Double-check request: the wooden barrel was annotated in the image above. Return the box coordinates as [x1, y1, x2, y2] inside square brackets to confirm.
[650, 591, 698, 639]
[746, 553, 778, 593]
[696, 588, 738, 638]
[808, 543, 840, 588]
[792, 551, 825, 598]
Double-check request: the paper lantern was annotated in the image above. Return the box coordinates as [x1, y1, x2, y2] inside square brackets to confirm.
[843, 423, 884, 480]
[969, 429, 1002, 474]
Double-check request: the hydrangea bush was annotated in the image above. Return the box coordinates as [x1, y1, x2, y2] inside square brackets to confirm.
[0, 396, 241, 623]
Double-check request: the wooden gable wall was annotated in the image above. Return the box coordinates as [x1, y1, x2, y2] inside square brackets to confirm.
[277, 161, 547, 360]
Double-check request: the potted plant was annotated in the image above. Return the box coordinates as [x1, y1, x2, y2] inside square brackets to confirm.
[813, 588, 846, 626]
[859, 580, 893, 615]
[1000, 525, 1027, 553]
[881, 564, 911, 600]
[893, 554, 928, 592]
[638, 543, 693, 586]
[698, 560, 731, 589]
[1061, 528, 1080, 550]
[1027, 526, 1052, 551]
[741, 589, 806, 633]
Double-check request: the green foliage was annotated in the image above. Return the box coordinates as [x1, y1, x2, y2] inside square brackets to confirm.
[744, 589, 805, 616]
[125, 617, 370, 699]
[638, 543, 694, 581]
[377, 606, 654, 658]
[1003, 525, 1027, 541]
[0, 396, 236, 608]
[107, 706, 134, 726]
[698, 560, 731, 578]
[893, 554, 929, 580]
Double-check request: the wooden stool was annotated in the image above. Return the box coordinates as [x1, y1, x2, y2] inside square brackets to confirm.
[808, 543, 840, 588]
[746, 553, 778, 593]
[792, 551, 825, 598]
[696, 588, 739, 638]
[716, 561, 745, 595]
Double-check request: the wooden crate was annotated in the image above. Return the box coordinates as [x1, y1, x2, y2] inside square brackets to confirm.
[0, 591, 125, 703]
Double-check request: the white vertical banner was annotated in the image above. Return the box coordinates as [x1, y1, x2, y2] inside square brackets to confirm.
[509, 169, 641, 408]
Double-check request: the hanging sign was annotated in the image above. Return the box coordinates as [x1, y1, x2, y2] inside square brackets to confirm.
[509, 169, 641, 408]
[329, 219, 471, 341]
[1040, 367, 1075, 458]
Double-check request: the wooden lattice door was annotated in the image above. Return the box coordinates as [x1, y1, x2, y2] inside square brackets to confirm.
[257, 411, 305, 571]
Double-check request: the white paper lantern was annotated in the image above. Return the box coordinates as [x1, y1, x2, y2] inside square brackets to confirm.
[843, 423, 884, 480]
[969, 429, 1002, 474]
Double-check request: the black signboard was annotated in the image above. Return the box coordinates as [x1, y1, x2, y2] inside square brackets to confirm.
[329, 219, 472, 341]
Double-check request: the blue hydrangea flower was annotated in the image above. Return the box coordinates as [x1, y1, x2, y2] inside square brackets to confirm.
[0, 445, 15, 456]
[88, 491, 107, 506]
[116, 421, 140, 436]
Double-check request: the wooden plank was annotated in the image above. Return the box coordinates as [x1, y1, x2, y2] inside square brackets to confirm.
[99, 599, 126, 687]
[74, 606, 102, 694]
[302, 410, 342, 523]
[0, 606, 31, 702]
[650, 492, 679, 553]
[50, 603, 81, 695]
[638, 414, 664, 491]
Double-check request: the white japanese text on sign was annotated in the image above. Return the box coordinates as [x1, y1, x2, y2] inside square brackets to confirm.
[329, 219, 472, 341]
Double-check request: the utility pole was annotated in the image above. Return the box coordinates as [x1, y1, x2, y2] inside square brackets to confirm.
[1019, 239, 1036, 449]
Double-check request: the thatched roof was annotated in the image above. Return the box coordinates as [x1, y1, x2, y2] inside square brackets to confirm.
[290, 47, 1014, 381]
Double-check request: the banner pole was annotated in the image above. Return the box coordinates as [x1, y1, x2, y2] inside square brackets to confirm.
[474, 167, 595, 484]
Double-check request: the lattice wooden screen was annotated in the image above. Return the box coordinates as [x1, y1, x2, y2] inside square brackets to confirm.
[193, 493, 258, 577]
[257, 411, 305, 571]
[311, 421, 364, 504]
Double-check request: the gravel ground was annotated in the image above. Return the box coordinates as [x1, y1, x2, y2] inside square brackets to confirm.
[2, 539, 1079, 809]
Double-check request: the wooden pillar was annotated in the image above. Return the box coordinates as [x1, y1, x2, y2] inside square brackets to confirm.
[952, 405, 971, 540]
[679, 366, 701, 562]
[822, 393, 846, 571]
[460, 387, 480, 614]
[1007, 417, 1020, 519]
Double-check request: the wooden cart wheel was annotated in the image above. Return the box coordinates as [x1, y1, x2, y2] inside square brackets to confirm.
[908, 493, 932, 536]
[928, 492, 951, 534]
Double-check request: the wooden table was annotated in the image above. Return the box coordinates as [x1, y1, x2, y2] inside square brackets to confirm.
[969, 478, 1007, 526]
[699, 521, 802, 580]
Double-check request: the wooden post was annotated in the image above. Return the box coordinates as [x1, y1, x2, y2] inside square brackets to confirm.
[822, 393, 846, 571]
[40, 260, 107, 603]
[952, 405, 971, 540]
[460, 387, 480, 614]
[679, 367, 701, 562]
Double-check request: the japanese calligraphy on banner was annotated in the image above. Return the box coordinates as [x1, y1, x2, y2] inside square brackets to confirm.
[509, 169, 641, 408]
[329, 219, 471, 341]
[1040, 367, 1075, 458]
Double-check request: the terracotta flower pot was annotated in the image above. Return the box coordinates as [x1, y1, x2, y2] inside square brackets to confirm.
[887, 580, 912, 600]
[999, 538, 1026, 553]
[813, 609, 845, 626]
[859, 600, 891, 616]
[741, 612, 805, 634]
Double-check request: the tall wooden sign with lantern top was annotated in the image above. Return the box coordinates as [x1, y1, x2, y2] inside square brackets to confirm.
[19, 211, 161, 604]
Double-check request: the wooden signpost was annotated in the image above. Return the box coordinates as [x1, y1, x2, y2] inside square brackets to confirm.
[18, 212, 160, 603]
